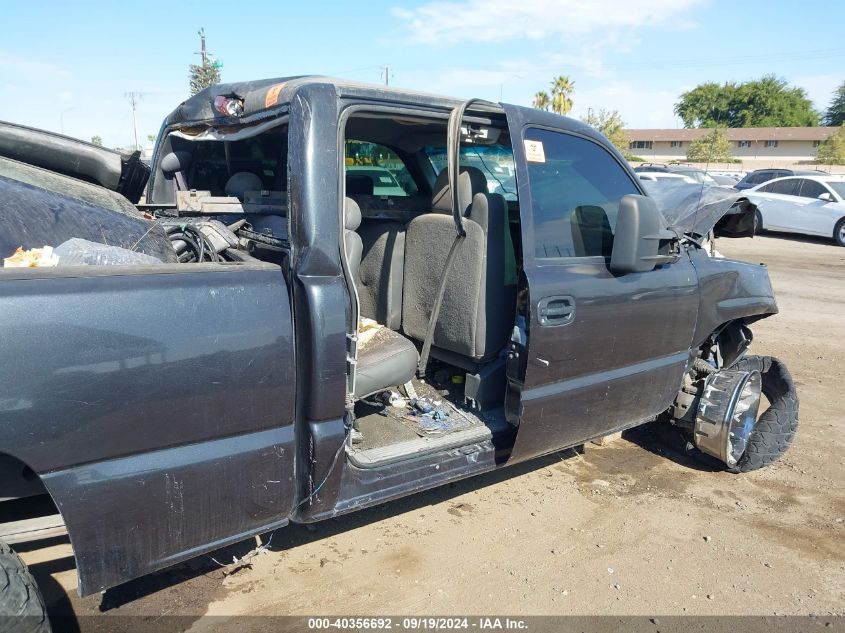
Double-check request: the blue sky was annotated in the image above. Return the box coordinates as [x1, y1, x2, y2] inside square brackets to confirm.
[2, 0, 843, 148]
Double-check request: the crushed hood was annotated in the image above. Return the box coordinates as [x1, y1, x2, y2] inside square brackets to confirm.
[641, 181, 756, 238]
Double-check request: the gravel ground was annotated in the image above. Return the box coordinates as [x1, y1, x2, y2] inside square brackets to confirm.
[17, 232, 845, 631]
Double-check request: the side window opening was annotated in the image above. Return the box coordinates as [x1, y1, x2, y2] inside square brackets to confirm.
[523, 128, 639, 259]
[770, 178, 799, 196]
[798, 179, 826, 199]
[345, 141, 418, 197]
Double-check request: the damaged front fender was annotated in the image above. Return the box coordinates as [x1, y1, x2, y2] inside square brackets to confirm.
[642, 181, 756, 239]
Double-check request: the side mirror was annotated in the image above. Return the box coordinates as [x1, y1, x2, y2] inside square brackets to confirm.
[818, 192, 834, 203]
[610, 195, 677, 274]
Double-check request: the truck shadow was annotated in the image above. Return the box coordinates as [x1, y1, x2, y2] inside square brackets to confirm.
[622, 421, 722, 473]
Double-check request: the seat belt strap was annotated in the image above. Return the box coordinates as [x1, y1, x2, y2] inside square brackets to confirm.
[417, 232, 465, 375]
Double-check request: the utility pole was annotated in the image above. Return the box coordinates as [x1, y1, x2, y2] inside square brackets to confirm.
[380, 65, 392, 86]
[197, 28, 208, 66]
[125, 91, 141, 151]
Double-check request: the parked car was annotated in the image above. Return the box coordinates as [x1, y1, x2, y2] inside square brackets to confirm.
[633, 163, 716, 185]
[637, 171, 697, 184]
[746, 175, 845, 245]
[734, 168, 827, 191]
[0, 77, 798, 626]
[708, 173, 741, 186]
[345, 165, 409, 196]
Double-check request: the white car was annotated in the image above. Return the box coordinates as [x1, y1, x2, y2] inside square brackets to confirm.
[637, 171, 697, 184]
[746, 175, 845, 246]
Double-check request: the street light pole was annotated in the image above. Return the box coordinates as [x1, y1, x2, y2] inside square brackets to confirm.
[499, 73, 523, 102]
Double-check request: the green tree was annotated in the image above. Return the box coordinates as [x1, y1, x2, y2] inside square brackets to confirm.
[550, 75, 575, 115]
[675, 75, 818, 128]
[90, 135, 103, 146]
[823, 81, 845, 126]
[816, 126, 845, 165]
[532, 91, 551, 111]
[189, 60, 222, 95]
[686, 129, 734, 162]
[581, 109, 631, 157]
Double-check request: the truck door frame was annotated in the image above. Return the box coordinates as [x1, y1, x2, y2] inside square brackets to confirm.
[502, 105, 700, 463]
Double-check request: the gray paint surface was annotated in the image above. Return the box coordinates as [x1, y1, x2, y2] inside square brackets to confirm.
[0, 263, 296, 593]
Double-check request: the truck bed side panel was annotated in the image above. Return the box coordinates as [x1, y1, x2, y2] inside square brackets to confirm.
[0, 264, 296, 594]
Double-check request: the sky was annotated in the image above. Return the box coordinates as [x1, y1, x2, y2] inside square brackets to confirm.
[1, 0, 843, 149]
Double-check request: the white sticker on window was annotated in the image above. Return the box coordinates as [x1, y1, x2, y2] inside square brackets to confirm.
[379, 176, 393, 184]
[524, 139, 545, 163]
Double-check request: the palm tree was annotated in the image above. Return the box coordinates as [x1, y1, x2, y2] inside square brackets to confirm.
[532, 91, 551, 111]
[550, 75, 575, 115]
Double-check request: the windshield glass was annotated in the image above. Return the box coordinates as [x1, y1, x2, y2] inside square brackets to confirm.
[425, 145, 517, 201]
[826, 181, 845, 199]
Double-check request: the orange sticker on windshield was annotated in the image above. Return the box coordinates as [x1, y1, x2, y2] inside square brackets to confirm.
[264, 83, 285, 108]
[524, 139, 545, 163]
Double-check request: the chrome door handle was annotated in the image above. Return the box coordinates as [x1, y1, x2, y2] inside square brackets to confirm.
[537, 296, 575, 326]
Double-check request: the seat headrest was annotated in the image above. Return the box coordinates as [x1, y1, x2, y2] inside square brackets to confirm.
[225, 172, 264, 200]
[160, 151, 192, 175]
[431, 166, 488, 215]
[344, 197, 362, 231]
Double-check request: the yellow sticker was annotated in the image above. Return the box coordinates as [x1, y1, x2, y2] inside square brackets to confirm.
[264, 83, 285, 108]
[524, 139, 546, 163]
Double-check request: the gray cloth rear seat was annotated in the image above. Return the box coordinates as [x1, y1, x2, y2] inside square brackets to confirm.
[357, 219, 406, 331]
[345, 198, 418, 398]
[402, 167, 516, 363]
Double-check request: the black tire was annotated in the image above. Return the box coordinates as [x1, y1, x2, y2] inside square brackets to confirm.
[727, 355, 799, 473]
[834, 218, 845, 247]
[753, 210, 764, 235]
[0, 540, 50, 633]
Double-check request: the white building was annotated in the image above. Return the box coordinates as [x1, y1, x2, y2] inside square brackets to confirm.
[625, 127, 840, 169]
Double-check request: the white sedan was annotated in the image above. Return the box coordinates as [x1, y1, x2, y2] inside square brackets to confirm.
[746, 175, 845, 246]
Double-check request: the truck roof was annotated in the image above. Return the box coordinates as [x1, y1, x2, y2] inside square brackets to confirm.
[165, 75, 475, 127]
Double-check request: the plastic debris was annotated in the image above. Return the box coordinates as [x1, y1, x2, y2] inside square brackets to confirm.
[380, 390, 406, 408]
[412, 399, 434, 414]
[54, 238, 162, 266]
[3, 245, 59, 268]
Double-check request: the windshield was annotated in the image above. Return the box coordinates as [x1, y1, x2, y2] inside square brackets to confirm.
[425, 145, 517, 201]
[826, 181, 845, 199]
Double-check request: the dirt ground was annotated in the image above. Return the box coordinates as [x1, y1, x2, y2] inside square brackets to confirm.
[18, 233, 845, 631]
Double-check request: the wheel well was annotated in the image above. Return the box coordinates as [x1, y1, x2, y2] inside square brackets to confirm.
[0, 453, 46, 501]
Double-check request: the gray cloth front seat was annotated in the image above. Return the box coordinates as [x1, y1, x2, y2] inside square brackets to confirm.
[344, 198, 418, 398]
[225, 172, 264, 201]
[402, 167, 516, 364]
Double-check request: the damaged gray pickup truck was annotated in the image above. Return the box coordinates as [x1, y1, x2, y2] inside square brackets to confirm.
[0, 77, 798, 627]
